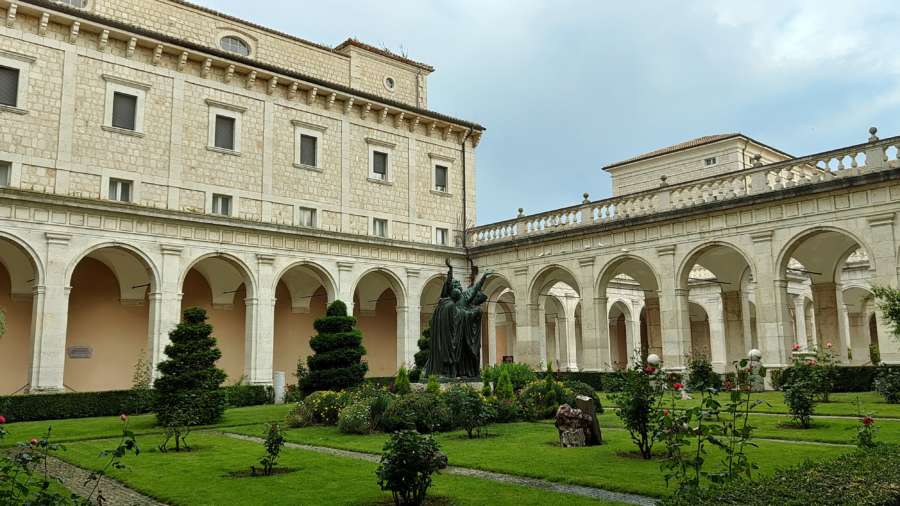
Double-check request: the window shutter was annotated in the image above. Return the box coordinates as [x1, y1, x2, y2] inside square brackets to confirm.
[215, 116, 236, 150]
[435, 165, 448, 189]
[373, 152, 387, 176]
[0, 66, 19, 107]
[120, 181, 131, 202]
[111, 92, 138, 130]
[300, 135, 317, 166]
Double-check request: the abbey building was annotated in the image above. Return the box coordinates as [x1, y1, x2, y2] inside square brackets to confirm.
[0, 0, 898, 394]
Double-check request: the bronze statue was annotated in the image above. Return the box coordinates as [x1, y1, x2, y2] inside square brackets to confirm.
[424, 259, 492, 378]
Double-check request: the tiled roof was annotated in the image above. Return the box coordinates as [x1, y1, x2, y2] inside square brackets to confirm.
[335, 39, 434, 72]
[604, 134, 741, 169]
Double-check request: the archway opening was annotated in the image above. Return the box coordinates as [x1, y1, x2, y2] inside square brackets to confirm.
[688, 301, 711, 362]
[780, 229, 871, 361]
[599, 258, 659, 364]
[0, 238, 39, 394]
[530, 266, 581, 371]
[181, 255, 252, 384]
[608, 301, 632, 370]
[843, 286, 876, 365]
[65, 247, 154, 391]
[273, 263, 335, 381]
[353, 270, 403, 377]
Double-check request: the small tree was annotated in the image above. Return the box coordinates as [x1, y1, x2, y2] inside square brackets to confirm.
[132, 349, 152, 390]
[426, 375, 440, 395]
[252, 423, 285, 476]
[301, 300, 367, 394]
[394, 366, 412, 395]
[410, 327, 431, 382]
[610, 358, 665, 459]
[495, 367, 514, 400]
[377, 430, 447, 506]
[444, 385, 494, 438]
[873, 286, 900, 340]
[154, 307, 227, 441]
[783, 358, 817, 428]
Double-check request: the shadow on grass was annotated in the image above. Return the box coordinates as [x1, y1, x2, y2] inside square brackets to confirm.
[776, 421, 825, 430]
[353, 496, 456, 506]
[225, 467, 301, 478]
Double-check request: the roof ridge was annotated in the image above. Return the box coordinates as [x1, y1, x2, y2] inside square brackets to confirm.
[335, 38, 434, 72]
[604, 133, 744, 169]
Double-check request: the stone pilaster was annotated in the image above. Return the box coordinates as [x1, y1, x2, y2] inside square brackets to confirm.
[28, 232, 72, 392]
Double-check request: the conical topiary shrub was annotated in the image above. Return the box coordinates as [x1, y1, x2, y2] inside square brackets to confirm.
[301, 300, 367, 394]
[154, 307, 227, 427]
[410, 327, 430, 382]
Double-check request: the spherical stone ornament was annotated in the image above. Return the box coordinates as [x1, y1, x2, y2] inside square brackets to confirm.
[647, 353, 661, 366]
[748, 349, 762, 362]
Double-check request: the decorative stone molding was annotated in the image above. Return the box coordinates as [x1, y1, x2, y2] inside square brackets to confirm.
[287, 82, 299, 100]
[5, 3, 16, 28]
[343, 97, 355, 115]
[361, 102, 372, 120]
[126, 37, 137, 58]
[867, 213, 895, 227]
[409, 117, 420, 133]
[245, 70, 257, 89]
[326, 92, 336, 110]
[224, 64, 235, 83]
[578, 257, 595, 267]
[160, 244, 184, 256]
[306, 86, 317, 104]
[394, 112, 405, 129]
[405, 267, 421, 278]
[656, 245, 676, 256]
[750, 231, 773, 243]
[39, 12, 49, 36]
[204, 98, 247, 113]
[102, 74, 152, 90]
[256, 253, 275, 265]
[202, 58, 213, 78]
[379, 108, 389, 124]
[267, 76, 279, 95]
[177, 52, 189, 71]
[45, 232, 72, 245]
[337, 261, 354, 272]
[290, 119, 327, 132]
[152, 44, 164, 65]
[68, 22, 80, 44]
[365, 137, 397, 149]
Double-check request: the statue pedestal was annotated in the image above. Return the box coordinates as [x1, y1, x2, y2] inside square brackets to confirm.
[412, 378, 483, 392]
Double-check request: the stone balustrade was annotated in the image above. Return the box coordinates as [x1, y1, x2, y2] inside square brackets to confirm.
[469, 134, 900, 246]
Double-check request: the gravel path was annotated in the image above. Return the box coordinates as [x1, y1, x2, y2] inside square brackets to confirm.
[222, 432, 658, 506]
[43, 455, 166, 505]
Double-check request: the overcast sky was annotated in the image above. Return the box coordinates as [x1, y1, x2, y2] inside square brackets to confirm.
[199, 0, 900, 225]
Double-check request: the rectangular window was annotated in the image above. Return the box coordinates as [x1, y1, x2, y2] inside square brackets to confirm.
[0, 66, 19, 107]
[0, 161, 10, 187]
[298, 207, 317, 228]
[212, 193, 232, 216]
[434, 165, 448, 192]
[704, 157, 717, 166]
[373, 218, 387, 238]
[299, 134, 317, 167]
[214, 115, 236, 150]
[435, 227, 448, 246]
[372, 151, 388, 180]
[111, 92, 138, 131]
[108, 178, 132, 202]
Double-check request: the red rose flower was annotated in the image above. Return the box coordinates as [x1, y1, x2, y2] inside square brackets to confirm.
[120, 414, 128, 422]
[30, 438, 39, 446]
[863, 416, 875, 427]
[792, 343, 801, 351]
[0, 415, 6, 424]
[673, 383, 683, 390]
[644, 366, 656, 375]
[825, 341, 833, 349]
[663, 409, 670, 417]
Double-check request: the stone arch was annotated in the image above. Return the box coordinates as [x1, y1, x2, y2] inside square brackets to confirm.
[608, 299, 633, 369]
[0, 233, 42, 394]
[352, 267, 408, 377]
[528, 265, 581, 371]
[180, 252, 257, 384]
[528, 264, 581, 306]
[271, 260, 338, 379]
[596, 254, 661, 295]
[483, 275, 516, 365]
[676, 240, 757, 292]
[64, 243, 160, 392]
[776, 226, 875, 284]
[687, 301, 712, 361]
[419, 273, 447, 328]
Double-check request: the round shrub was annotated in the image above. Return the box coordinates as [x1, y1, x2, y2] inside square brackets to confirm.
[303, 390, 349, 425]
[518, 377, 574, 421]
[285, 402, 315, 428]
[382, 392, 451, 433]
[686, 356, 722, 392]
[377, 430, 447, 506]
[337, 401, 373, 434]
[443, 385, 494, 438]
[874, 366, 900, 404]
[488, 397, 522, 423]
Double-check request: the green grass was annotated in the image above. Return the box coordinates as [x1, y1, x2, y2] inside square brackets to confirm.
[227, 422, 850, 497]
[56, 433, 627, 505]
[599, 391, 900, 418]
[0, 405, 293, 448]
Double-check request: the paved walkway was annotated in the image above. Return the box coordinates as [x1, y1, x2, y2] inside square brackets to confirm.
[222, 432, 659, 506]
[44, 455, 166, 506]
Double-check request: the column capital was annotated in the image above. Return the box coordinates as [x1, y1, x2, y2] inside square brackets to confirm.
[578, 256, 595, 267]
[405, 267, 421, 278]
[750, 230, 773, 243]
[45, 232, 71, 245]
[337, 261, 354, 272]
[867, 212, 895, 227]
[513, 266, 528, 277]
[674, 288, 690, 297]
[256, 253, 276, 265]
[656, 245, 676, 256]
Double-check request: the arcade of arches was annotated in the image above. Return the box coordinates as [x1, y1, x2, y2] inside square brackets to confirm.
[2, 220, 900, 393]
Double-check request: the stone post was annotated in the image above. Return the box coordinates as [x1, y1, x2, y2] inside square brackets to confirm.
[706, 295, 727, 371]
[811, 283, 840, 355]
[722, 290, 745, 365]
[792, 295, 808, 350]
[28, 232, 72, 392]
[401, 267, 422, 371]
[148, 244, 184, 380]
[486, 307, 498, 365]
[657, 245, 688, 369]
[577, 256, 604, 370]
[751, 231, 791, 367]
[337, 261, 355, 313]
[593, 295, 609, 370]
[244, 254, 275, 385]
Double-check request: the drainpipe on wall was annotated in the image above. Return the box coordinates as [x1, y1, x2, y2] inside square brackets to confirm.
[460, 128, 474, 282]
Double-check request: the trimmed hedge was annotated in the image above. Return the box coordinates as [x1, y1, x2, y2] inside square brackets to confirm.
[661, 445, 900, 505]
[535, 371, 627, 392]
[776, 365, 900, 392]
[0, 385, 273, 423]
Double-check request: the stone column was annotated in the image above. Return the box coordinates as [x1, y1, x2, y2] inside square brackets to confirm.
[148, 244, 184, 379]
[752, 231, 791, 367]
[400, 267, 422, 371]
[486, 307, 498, 365]
[28, 232, 72, 392]
[865, 213, 900, 363]
[740, 289, 754, 351]
[811, 283, 840, 354]
[706, 296, 727, 371]
[644, 296, 662, 357]
[593, 295, 609, 370]
[792, 295, 808, 350]
[577, 257, 604, 370]
[563, 298, 579, 371]
[722, 291, 745, 364]
[839, 302, 853, 362]
[244, 254, 276, 385]
[657, 245, 688, 369]
[337, 261, 355, 313]
[512, 267, 541, 366]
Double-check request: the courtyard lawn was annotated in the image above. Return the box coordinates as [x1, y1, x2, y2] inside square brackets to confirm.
[227, 421, 851, 497]
[0, 404, 293, 448]
[56, 433, 627, 506]
[598, 391, 900, 418]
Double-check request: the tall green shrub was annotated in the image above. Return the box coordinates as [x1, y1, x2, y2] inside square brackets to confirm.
[302, 300, 367, 394]
[154, 307, 227, 427]
[394, 367, 412, 395]
[410, 327, 431, 382]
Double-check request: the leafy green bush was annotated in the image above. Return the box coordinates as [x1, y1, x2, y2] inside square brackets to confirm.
[482, 363, 536, 392]
[426, 375, 441, 395]
[874, 366, 900, 404]
[337, 401, 373, 434]
[610, 362, 665, 459]
[562, 380, 602, 412]
[382, 392, 451, 434]
[221, 384, 273, 407]
[285, 402, 315, 428]
[154, 307, 227, 427]
[301, 300, 367, 394]
[661, 445, 900, 506]
[494, 367, 514, 400]
[410, 327, 431, 383]
[488, 396, 522, 423]
[443, 385, 494, 438]
[783, 359, 817, 428]
[393, 367, 412, 395]
[252, 423, 285, 476]
[686, 355, 721, 392]
[518, 376, 574, 421]
[0, 390, 154, 422]
[302, 390, 349, 425]
[376, 430, 448, 506]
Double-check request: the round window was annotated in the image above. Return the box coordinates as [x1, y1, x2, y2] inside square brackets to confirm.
[220, 36, 251, 57]
[383, 76, 396, 91]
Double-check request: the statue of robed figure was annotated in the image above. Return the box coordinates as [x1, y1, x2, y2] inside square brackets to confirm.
[424, 259, 492, 378]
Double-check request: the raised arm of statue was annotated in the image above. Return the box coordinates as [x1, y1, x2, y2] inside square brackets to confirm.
[441, 258, 454, 298]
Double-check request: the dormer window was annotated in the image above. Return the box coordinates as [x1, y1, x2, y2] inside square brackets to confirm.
[55, 0, 87, 8]
[704, 157, 717, 167]
[220, 36, 251, 57]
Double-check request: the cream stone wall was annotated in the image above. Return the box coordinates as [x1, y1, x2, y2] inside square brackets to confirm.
[344, 46, 423, 107]
[0, 266, 33, 393]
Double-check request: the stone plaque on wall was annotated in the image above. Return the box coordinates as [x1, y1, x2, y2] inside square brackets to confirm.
[67, 346, 93, 359]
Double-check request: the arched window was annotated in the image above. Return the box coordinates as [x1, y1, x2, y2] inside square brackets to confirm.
[220, 36, 251, 57]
